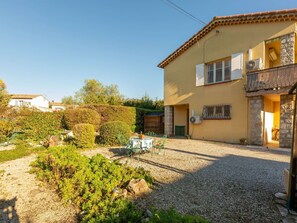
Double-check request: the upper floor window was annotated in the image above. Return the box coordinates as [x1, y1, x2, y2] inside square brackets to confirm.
[207, 58, 231, 84]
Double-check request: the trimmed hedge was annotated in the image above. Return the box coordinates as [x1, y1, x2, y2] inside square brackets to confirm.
[73, 123, 95, 149]
[99, 121, 130, 145]
[63, 108, 101, 130]
[21, 112, 63, 142]
[82, 104, 135, 130]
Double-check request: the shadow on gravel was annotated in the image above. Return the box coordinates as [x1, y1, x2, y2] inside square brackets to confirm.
[133, 149, 289, 223]
[0, 197, 19, 223]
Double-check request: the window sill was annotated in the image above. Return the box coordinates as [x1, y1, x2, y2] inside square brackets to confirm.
[204, 80, 233, 86]
[203, 117, 231, 120]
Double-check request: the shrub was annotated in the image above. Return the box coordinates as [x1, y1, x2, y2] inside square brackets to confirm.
[0, 119, 13, 142]
[31, 146, 153, 222]
[72, 123, 95, 149]
[149, 208, 208, 223]
[21, 112, 62, 142]
[99, 121, 130, 145]
[63, 108, 101, 130]
[82, 104, 135, 130]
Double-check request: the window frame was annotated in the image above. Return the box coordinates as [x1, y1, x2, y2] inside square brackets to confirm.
[206, 58, 231, 84]
[203, 104, 231, 120]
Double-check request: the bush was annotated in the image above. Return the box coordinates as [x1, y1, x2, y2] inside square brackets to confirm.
[21, 112, 63, 142]
[149, 208, 208, 223]
[31, 146, 153, 222]
[63, 108, 101, 130]
[72, 124, 95, 149]
[0, 119, 13, 142]
[82, 105, 135, 130]
[99, 121, 130, 145]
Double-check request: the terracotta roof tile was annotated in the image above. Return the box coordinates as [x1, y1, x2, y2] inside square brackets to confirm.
[11, 94, 42, 99]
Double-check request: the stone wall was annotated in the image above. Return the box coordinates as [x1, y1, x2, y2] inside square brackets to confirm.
[164, 106, 173, 136]
[249, 96, 264, 145]
[280, 33, 295, 66]
[279, 94, 294, 148]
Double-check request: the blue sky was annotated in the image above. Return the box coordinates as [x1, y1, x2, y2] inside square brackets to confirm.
[0, 1, 296, 102]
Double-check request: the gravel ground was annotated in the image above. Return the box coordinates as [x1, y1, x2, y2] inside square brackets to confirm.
[84, 138, 290, 223]
[0, 139, 290, 223]
[0, 155, 78, 223]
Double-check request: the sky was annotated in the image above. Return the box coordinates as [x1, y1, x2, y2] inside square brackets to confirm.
[0, 0, 296, 102]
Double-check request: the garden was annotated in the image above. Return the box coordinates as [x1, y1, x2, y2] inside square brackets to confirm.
[0, 105, 208, 223]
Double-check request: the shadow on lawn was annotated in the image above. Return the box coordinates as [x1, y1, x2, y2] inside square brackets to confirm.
[131, 145, 289, 223]
[0, 197, 20, 223]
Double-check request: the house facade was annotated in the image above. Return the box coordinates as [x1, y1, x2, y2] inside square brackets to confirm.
[9, 94, 50, 112]
[158, 9, 297, 148]
[50, 102, 66, 111]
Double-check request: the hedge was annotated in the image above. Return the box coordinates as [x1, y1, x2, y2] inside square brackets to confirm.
[99, 121, 130, 146]
[73, 123, 95, 149]
[83, 104, 135, 128]
[63, 108, 101, 130]
[0, 119, 13, 142]
[21, 112, 63, 142]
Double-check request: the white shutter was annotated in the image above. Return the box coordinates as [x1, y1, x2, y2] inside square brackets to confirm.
[196, 64, 204, 86]
[231, 52, 243, 80]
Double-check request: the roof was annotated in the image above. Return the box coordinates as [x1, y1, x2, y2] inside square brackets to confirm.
[50, 102, 65, 106]
[11, 94, 43, 99]
[158, 8, 297, 69]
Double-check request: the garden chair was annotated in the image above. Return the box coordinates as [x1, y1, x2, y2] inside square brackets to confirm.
[151, 135, 167, 155]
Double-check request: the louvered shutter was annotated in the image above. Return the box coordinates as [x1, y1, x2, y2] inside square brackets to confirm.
[231, 53, 243, 80]
[196, 64, 204, 86]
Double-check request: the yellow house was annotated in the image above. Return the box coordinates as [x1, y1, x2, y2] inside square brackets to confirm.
[158, 9, 297, 148]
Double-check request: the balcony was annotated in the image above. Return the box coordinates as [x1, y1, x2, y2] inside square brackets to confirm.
[246, 63, 297, 95]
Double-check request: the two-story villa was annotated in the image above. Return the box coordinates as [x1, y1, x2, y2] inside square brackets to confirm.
[158, 9, 297, 148]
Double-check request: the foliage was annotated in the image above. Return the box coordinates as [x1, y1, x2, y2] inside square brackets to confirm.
[31, 146, 153, 222]
[63, 108, 101, 130]
[123, 94, 164, 110]
[149, 208, 208, 223]
[0, 119, 13, 142]
[99, 121, 130, 146]
[0, 80, 10, 114]
[0, 141, 36, 163]
[83, 104, 136, 129]
[61, 96, 77, 105]
[21, 112, 63, 142]
[72, 123, 95, 149]
[75, 79, 123, 105]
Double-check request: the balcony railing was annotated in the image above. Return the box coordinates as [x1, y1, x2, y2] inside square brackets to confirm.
[246, 63, 297, 92]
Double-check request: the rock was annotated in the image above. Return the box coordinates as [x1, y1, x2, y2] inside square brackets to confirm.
[144, 209, 153, 218]
[48, 135, 59, 147]
[127, 179, 150, 196]
[275, 192, 288, 200]
[276, 204, 289, 217]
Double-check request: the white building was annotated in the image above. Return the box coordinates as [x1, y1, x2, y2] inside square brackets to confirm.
[50, 102, 66, 111]
[9, 94, 50, 112]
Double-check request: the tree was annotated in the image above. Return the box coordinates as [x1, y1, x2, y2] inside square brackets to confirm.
[75, 79, 123, 105]
[0, 80, 10, 113]
[61, 96, 76, 105]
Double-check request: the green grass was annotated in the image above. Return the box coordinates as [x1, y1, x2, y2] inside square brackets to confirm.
[0, 142, 42, 163]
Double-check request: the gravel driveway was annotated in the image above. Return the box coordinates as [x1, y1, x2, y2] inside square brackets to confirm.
[94, 138, 290, 223]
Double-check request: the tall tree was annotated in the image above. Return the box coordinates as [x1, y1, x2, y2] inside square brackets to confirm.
[75, 79, 123, 105]
[0, 80, 10, 113]
[61, 96, 76, 105]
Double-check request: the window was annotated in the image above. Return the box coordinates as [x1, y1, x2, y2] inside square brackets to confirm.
[203, 105, 231, 120]
[206, 58, 231, 84]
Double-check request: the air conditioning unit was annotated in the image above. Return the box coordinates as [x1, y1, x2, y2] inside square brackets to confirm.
[189, 115, 202, 124]
[245, 58, 262, 72]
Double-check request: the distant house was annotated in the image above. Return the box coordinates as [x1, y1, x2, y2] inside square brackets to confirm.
[50, 102, 66, 111]
[9, 94, 50, 112]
